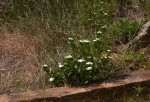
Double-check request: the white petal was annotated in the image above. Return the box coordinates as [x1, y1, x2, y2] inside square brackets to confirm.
[107, 49, 111, 52]
[86, 62, 93, 65]
[79, 39, 90, 43]
[78, 59, 85, 62]
[102, 26, 106, 29]
[86, 67, 92, 70]
[68, 38, 73, 40]
[65, 55, 72, 59]
[104, 13, 108, 15]
[58, 63, 64, 68]
[43, 64, 48, 67]
[93, 38, 100, 42]
[97, 31, 102, 34]
[49, 77, 55, 82]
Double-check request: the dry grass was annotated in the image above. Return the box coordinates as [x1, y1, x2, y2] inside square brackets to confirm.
[0, 30, 49, 94]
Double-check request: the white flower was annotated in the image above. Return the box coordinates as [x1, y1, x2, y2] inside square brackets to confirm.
[97, 31, 102, 34]
[102, 26, 106, 29]
[107, 49, 111, 52]
[65, 55, 72, 59]
[84, 40, 90, 42]
[49, 77, 55, 82]
[43, 64, 48, 67]
[79, 40, 84, 43]
[93, 38, 100, 42]
[78, 59, 85, 62]
[104, 13, 108, 16]
[58, 63, 64, 68]
[86, 62, 93, 65]
[85, 81, 88, 84]
[86, 67, 92, 70]
[68, 38, 73, 40]
[79, 39, 90, 43]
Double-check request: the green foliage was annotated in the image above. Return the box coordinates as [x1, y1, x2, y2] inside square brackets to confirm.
[41, 1, 120, 86]
[118, 51, 148, 70]
[43, 37, 118, 86]
[133, 85, 145, 97]
[40, 1, 148, 87]
[80, 1, 114, 30]
[109, 19, 143, 44]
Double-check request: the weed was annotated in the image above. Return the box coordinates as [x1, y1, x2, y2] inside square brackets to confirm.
[42, 7, 120, 86]
[109, 19, 143, 44]
[43, 37, 119, 86]
[133, 85, 145, 97]
[117, 50, 148, 70]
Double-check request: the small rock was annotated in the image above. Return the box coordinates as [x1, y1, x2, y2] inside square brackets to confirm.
[131, 21, 150, 49]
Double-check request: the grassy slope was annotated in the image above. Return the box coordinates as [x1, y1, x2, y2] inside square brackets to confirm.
[0, 0, 150, 98]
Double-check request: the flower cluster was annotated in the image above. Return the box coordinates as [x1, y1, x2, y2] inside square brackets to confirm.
[42, 1, 118, 86]
[43, 37, 117, 86]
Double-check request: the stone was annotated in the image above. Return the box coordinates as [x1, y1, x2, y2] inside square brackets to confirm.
[0, 70, 150, 102]
[131, 21, 150, 49]
[0, 94, 10, 102]
[116, 21, 150, 53]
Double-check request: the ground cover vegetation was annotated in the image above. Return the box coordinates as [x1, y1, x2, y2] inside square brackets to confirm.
[0, 0, 150, 99]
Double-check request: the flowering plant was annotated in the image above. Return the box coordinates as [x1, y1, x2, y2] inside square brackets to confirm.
[43, 36, 118, 86]
[42, 1, 118, 86]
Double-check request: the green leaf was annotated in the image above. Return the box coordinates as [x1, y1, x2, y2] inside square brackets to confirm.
[43, 66, 50, 74]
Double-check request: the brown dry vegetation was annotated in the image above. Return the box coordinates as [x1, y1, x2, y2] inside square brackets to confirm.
[0, 30, 47, 94]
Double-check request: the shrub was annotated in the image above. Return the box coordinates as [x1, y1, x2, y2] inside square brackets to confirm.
[43, 37, 119, 86]
[42, 1, 120, 86]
